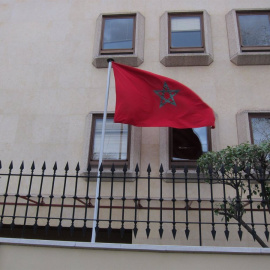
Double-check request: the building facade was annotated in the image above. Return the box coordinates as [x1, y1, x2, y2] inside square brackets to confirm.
[1, 0, 270, 253]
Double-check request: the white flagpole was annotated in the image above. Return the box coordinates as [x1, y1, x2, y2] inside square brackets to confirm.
[91, 59, 114, 243]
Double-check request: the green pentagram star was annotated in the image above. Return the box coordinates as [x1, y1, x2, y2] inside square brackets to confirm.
[154, 82, 179, 108]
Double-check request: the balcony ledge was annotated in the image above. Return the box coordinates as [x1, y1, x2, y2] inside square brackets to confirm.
[1, 238, 270, 254]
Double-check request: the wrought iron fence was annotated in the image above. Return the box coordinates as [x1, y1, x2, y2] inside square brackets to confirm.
[0, 161, 269, 247]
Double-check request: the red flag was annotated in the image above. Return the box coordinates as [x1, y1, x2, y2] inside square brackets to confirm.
[112, 62, 215, 129]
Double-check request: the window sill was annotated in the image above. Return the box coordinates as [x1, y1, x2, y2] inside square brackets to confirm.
[160, 52, 213, 67]
[230, 51, 270, 66]
[92, 54, 143, 68]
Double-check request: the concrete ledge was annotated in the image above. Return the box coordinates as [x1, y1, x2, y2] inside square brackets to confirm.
[160, 53, 213, 67]
[2, 238, 270, 270]
[230, 53, 270, 66]
[92, 55, 144, 68]
[1, 238, 270, 254]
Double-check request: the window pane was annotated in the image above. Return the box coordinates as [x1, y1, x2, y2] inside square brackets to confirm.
[103, 17, 134, 50]
[250, 116, 270, 144]
[193, 127, 208, 152]
[92, 118, 128, 160]
[172, 127, 208, 160]
[171, 16, 202, 48]
[238, 14, 270, 46]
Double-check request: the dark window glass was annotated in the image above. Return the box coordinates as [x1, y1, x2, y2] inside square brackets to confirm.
[238, 13, 270, 49]
[249, 114, 270, 144]
[92, 117, 128, 160]
[171, 16, 202, 48]
[171, 127, 209, 162]
[102, 17, 134, 51]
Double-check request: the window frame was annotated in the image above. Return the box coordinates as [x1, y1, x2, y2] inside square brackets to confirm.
[248, 113, 270, 144]
[226, 9, 270, 66]
[168, 12, 205, 54]
[169, 127, 212, 168]
[159, 10, 213, 67]
[236, 11, 270, 52]
[92, 12, 145, 68]
[100, 14, 136, 55]
[88, 114, 131, 168]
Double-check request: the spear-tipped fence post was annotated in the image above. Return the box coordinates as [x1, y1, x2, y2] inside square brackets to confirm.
[58, 162, 69, 236]
[146, 164, 151, 238]
[159, 164, 164, 239]
[70, 162, 80, 237]
[208, 165, 216, 240]
[82, 163, 91, 237]
[184, 166, 190, 240]
[133, 164, 140, 238]
[34, 162, 46, 233]
[22, 161, 35, 237]
[11, 161, 24, 231]
[107, 164, 115, 238]
[0, 161, 13, 230]
[171, 165, 177, 239]
[45, 162, 57, 235]
[221, 164, 229, 241]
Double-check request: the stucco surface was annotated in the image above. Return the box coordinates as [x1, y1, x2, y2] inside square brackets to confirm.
[0, 0, 270, 248]
[1, 241, 270, 270]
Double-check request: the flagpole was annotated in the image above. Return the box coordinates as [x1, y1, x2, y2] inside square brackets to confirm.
[91, 58, 114, 243]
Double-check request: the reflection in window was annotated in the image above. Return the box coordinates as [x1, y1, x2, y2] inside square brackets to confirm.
[92, 118, 128, 160]
[172, 127, 208, 161]
[250, 115, 270, 144]
[171, 16, 202, 48]
[102, 17, 134, 51]
[238, 14, 270, 48]
[169, 13, 204, 53]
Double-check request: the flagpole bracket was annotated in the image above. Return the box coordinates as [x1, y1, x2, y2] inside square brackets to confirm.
[107, 58, 115, 63]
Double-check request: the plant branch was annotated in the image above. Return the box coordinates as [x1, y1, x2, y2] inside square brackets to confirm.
[218, 211, 268, 248]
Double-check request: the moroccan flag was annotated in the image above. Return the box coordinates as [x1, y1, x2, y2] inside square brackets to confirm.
[112, 62, 215, 129]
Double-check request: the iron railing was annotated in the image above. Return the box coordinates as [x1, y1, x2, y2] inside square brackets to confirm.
[0, 161, 269, 247]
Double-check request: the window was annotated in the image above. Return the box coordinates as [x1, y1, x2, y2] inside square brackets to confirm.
[237, 12, 270, 52]
[83, 112, 141, 174]
[226, 9, 270, 65]
[92, 13, 145, 68]
[249, 113, 270, 144]
[170, 127, 211, 168]
[169, 13, 204, 53]
[236, 110, 270, 144]
[89, 114, 130, 167]
[160, 11, 213, 67]
[100, 15, 135, 55]
[159, 125, 216, 177]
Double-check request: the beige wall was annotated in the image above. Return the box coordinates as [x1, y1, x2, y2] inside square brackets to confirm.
[1, 0, 270, 248]
[1, 0, 270, 174]
[1, 241, 270, 270]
